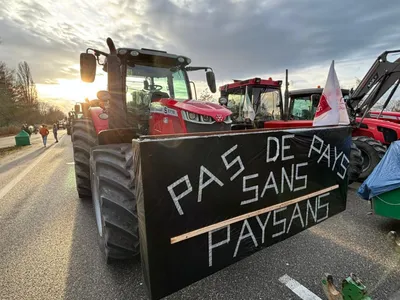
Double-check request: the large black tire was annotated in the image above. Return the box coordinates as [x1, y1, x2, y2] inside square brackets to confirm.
[90, 143, 139, 262]
[348, 142, 363, 184]
[352, 136, 387, 181]
[72, 119, 97, 198]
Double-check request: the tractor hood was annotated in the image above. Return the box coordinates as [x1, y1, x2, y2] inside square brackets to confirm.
[159, 98, 232, 123]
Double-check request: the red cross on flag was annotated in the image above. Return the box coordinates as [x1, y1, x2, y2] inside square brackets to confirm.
[313, 60, 350, 126]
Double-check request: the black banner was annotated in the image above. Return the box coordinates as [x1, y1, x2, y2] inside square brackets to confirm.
[133, 126, 352, 300]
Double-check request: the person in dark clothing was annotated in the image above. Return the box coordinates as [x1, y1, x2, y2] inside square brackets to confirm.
[53, 123, 58, 143]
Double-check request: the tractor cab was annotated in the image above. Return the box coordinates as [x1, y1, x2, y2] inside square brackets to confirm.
[80, 41, 232, 136]
[288, 88, 350, 120]
[218, 77, 283, 130]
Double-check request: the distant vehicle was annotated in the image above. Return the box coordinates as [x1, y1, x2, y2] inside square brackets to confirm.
[57, 120, 67, 129]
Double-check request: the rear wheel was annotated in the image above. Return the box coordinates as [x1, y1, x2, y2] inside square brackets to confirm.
[348, 142, 363, 184]
[352, 136, 386, 181]
[72, 119, 97, 198]
[90, 143, 139, 262]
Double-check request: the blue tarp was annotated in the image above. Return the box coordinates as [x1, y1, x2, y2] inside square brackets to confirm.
[358, 141, 400, 200]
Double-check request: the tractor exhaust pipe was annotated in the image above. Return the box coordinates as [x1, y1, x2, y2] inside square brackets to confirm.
[284, 69, 290, 121]
[106, 37, 127, 129]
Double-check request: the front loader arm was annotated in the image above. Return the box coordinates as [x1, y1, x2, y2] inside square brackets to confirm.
[348, 50, 400, 115]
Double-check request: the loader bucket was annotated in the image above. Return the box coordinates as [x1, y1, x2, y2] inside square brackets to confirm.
[132, 125, 352, 300]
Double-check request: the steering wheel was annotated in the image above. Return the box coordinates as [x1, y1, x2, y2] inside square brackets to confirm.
[150, 85, 163, 91]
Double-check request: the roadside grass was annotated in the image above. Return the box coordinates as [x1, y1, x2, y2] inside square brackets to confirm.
[0, 146, 24, 158]
[0, 126, 21, 137]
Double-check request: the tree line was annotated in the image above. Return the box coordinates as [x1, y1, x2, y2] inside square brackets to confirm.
[0, 61, 65, 128]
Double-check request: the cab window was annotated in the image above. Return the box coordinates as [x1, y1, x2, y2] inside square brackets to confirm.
[291, 96, 315, 120]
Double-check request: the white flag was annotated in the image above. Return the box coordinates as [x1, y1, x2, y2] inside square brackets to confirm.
[243, 86, 256, 121]
[313, 60, 345, 126]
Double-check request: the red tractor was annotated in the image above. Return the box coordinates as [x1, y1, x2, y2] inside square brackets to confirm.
[72, 38, 232, 262]
[287, 51, 400, 180]
[219, 50, 400, 181]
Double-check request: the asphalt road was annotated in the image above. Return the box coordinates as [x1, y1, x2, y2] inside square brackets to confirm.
[0, 136, 400, 300]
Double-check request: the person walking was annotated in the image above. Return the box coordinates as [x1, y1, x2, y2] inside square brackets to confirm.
[39, 124, 49, 147]
[53, 123, 59, 143]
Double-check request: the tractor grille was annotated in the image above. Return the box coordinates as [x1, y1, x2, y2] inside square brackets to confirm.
[185, 121, 231, 133]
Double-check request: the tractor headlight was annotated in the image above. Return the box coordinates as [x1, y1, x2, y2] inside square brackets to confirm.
[202, 115, 212, 123]
[188, 112, 197, 120]
[181, 111, 215, 124]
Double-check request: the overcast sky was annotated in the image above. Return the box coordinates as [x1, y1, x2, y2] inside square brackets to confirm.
[1, 0, 400, 110]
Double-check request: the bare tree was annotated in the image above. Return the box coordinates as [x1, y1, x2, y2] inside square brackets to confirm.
[16, 61, 38, 105]
[38, 101, 50, 116]
[199, 88, 214, 102]
[0, 62, 17, 126]
[392, 100, 400, 112]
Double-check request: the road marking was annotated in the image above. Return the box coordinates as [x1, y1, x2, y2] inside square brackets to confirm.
[66, 162, 75, 165]
[279, 274, 322, 300]
[0, 136, 62, 201]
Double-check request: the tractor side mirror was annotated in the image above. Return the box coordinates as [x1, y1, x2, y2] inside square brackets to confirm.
[206, 70, 216, 93]
[80, 53, 97, 83]
[97, 90, 112, 102]
[74, 104, 81, 114]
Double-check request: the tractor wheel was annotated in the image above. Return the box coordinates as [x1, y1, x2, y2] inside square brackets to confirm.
[72, 119, 97, 198]
[352, 136, 386, 181]
[90, 143, 139, 262]
[348, 142, 363, 184]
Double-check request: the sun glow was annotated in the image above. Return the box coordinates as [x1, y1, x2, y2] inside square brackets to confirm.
[36, 76, 107, 103]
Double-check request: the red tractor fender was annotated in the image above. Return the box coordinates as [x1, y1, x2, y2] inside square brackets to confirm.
[369, 111, 400, 124]
[89, 107, 109, 134]
[353, 117, 400, 145]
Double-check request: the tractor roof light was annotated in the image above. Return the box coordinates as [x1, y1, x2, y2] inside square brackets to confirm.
[186, 58, 191, 64]
[255, 77, 261, 84]
[130, 50, 140, 56]
[177, 56, 185, 63]
[118, 49, 128, 55]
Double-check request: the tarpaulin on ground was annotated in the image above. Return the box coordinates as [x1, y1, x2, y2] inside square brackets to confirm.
[133, 125, 352, 300]
[358, 141, 400, 200]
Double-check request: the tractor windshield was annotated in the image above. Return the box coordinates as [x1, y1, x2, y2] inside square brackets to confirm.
[124, 65, 190, 132]
[125, 65, 190, 108]
[290, 95, 316, 120]
[289, 93, 350, 120]
[226, 85, 281, 122]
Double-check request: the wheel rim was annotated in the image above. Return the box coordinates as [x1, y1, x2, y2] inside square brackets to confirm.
[92, 172, 103, 237]
[360, 150, 371, 173]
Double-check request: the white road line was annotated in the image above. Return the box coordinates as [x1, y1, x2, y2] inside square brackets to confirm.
[279, 274, 322, 300]
[0, 136, 63, 201]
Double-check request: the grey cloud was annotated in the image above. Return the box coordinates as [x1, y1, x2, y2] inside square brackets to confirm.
[142, 0, 400, 81]
[1, 0, 400, 88]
